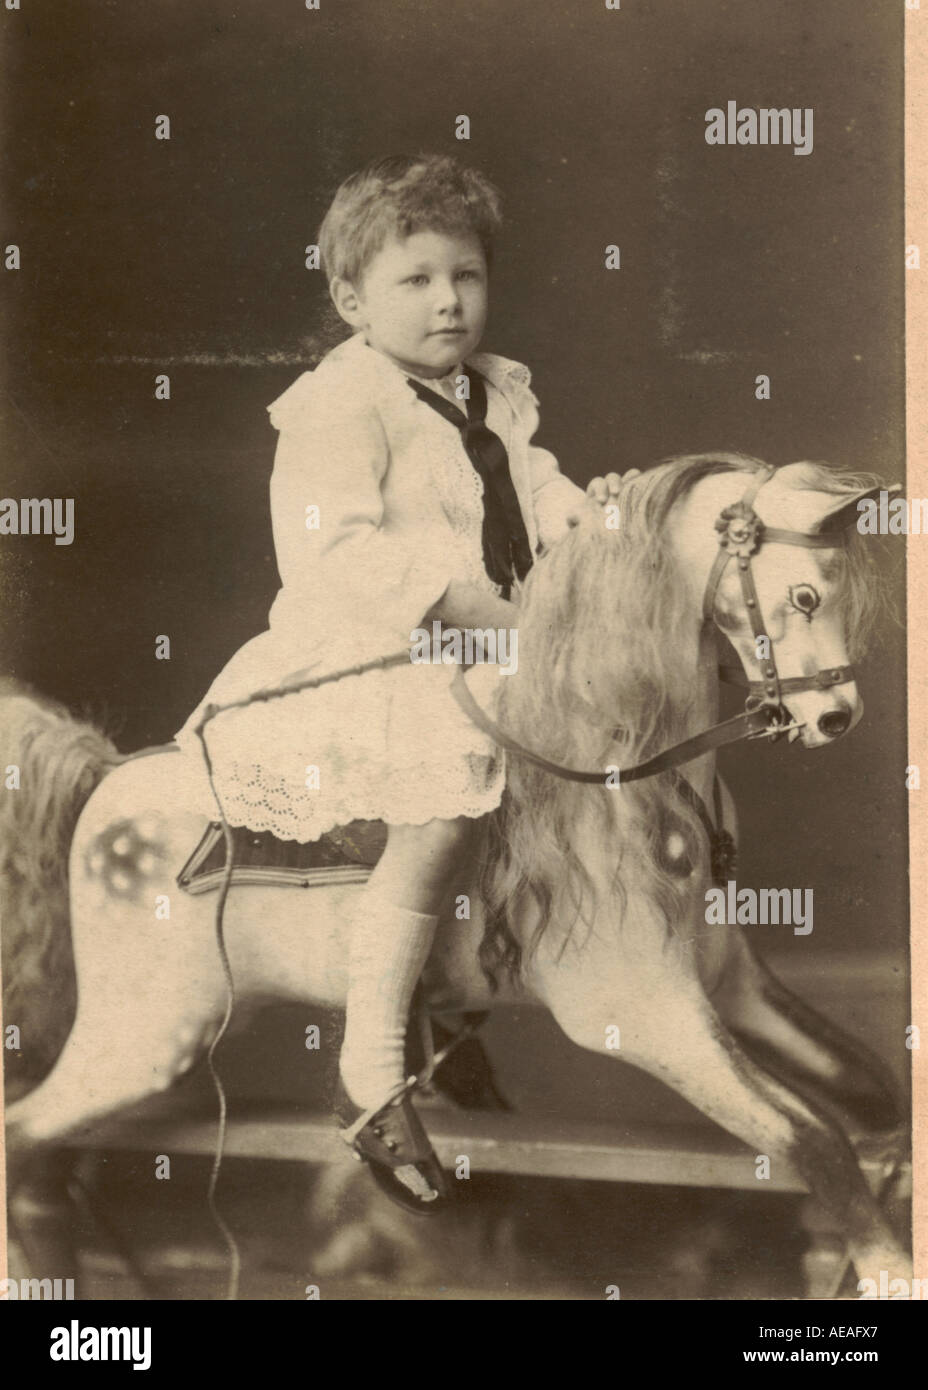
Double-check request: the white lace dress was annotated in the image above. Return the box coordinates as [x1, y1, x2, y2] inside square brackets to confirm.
[173, 333, 584, 842]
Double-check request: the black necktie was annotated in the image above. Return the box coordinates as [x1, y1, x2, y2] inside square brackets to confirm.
[406, 367, 534, 600]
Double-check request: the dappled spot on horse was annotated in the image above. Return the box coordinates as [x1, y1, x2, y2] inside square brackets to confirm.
[83, 816, 170, 901]
[152, 1018, 217, 1091]
[659, 828, 695, 879]
[651, 792, 702, 882]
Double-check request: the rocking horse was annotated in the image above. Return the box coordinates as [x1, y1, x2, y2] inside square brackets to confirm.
[1, 453, 911, 1295]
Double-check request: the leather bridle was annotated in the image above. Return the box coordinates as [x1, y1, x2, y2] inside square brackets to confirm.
[703, 463, 854, 727]
[449, 463, 860, 785]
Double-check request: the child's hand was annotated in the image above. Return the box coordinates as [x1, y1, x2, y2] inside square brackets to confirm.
[585, 470, 641, 507]
[565, 470, 641, 528]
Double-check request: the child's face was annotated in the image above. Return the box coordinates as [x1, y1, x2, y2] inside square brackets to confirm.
[333, 229, 488, 378]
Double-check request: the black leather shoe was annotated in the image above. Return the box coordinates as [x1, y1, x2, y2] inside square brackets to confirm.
[334, 1074, 450, 1215]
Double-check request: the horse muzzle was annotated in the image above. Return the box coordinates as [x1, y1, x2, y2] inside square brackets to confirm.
[757, 680, 862, 749]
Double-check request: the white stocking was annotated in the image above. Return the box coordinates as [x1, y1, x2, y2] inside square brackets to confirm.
[339, 886, 439, 1111]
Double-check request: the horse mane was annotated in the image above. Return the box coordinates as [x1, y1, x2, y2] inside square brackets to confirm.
[477, 453, 889, 988]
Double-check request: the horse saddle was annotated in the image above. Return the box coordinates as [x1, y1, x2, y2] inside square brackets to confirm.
[176, 819, 388, 896]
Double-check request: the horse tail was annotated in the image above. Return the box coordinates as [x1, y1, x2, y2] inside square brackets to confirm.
[0, 681, 123, 1101]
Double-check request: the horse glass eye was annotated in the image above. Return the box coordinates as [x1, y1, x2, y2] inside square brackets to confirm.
[787, 584, 820, 621]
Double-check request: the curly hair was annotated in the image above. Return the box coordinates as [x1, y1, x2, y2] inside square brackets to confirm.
[317, 152, 503, 289]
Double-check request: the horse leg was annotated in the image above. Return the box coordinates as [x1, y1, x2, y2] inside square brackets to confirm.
[709, 931, 909, 1295]
[5, 1001, 215, 1299]
[712, 931, 905, 1136]
[5, 782, 233, 1186]
[541, 965, 911, 1289]
[8, 999, 221, 1185]
[5, 991, 215, 1303]
[5, 1148, 82, 1292]
[706, 785, 902, 1134]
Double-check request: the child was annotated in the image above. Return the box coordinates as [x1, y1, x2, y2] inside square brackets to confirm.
[176, 153, 622, 1211]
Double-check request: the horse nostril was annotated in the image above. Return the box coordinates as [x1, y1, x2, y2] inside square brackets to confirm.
[817, 707, 851, 738]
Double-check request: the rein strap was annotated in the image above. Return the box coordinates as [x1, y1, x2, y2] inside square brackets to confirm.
[450, 464, 859, 788]
[449, 665, 776, 785]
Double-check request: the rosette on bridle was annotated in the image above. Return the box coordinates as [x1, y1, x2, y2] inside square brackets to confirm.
[714, 501, 764, 559]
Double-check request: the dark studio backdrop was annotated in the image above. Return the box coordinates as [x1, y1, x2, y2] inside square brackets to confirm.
[1, 1, 908, 1133]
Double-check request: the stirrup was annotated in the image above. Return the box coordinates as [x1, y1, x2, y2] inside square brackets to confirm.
[334, 1073, 450, 1215]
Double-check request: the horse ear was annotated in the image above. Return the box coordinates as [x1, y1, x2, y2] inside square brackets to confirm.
[813, 483, 902, 533]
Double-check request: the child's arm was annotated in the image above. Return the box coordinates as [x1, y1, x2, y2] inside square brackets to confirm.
[426, 579, 518, 631]
[529, 445, 588, 550]
[518, 383, 638, 547]
[508, 375, 588, 551]
[268, 380, 459, 649]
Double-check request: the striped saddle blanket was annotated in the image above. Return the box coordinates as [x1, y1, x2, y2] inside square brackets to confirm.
[176, 819, 388, 895]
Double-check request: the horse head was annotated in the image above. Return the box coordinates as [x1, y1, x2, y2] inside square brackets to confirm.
[671, 457, 895, 749]
[455, 453, 898, 981]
